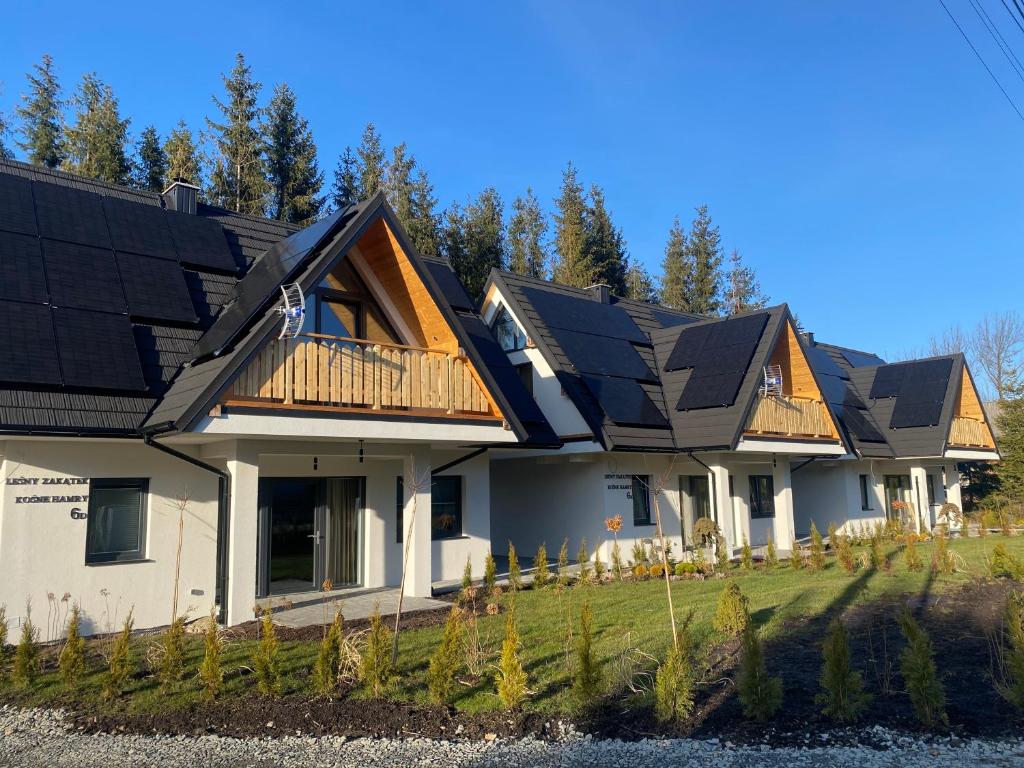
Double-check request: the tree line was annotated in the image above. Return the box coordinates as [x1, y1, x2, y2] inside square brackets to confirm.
[0, 52, 768, 314]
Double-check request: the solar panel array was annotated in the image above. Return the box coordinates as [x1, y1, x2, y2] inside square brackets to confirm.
[669, 313, 769, 411]
[581, 374, 669, 428]
[841, 348, 886, 368]
[550, 327, 654, 381]
[0, 171, 241, 391]
[521, 286, 647, 343]
[888, 358, 953, 429]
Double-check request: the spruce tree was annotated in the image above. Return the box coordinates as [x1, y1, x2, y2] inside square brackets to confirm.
[585, 185, 628, 295]
[330, 146, 360, 209]
[163, 120, 203, 187]
[659, 217, 690, 309]
[408, 168, 440, 257]
[684, 205, 723, 314]
[384, 142, 416, 225]
[723, 249, 768, 315]
[356, 122, 386, 198]
[0, 111, 12, 159]
[440, 203, 468, 278]
[459, 187, 505, 299]
[551, 162, 594, 288]
[16, 54, 64, 168]
[507, 188, 548, 278]
[996, 394, 1024, 501]
[206, 53, 267, 215]
[63, 73, 131, 184]
[132, 125, 168, 192]
[624, 260, 657, 302]
[264, 83, 323, 226]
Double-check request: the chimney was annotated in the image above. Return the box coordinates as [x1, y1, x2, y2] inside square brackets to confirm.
[588, 283, 611, 304]
[162, 180, 199, 215]
[802, 331, 815, 346]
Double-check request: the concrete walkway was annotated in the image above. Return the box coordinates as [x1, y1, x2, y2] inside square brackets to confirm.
[257, 586, 448, 629]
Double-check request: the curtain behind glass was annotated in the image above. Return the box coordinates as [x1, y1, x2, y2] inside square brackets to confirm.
[327, 479, 361, 586]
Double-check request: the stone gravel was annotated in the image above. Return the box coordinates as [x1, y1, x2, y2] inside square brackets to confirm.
[2, 706, 1024, 768]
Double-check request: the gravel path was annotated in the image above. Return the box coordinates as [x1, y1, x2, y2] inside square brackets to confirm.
[2, 706, 1024, 767]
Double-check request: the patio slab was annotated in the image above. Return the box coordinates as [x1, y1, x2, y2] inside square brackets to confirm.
[258, 586, 449, 629]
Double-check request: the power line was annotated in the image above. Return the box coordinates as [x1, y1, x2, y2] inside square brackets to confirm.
[999, 0, 1024, 37]
[1013, 0, 1024, 26]
[936, 0, 1024, 122]
[968, 0, 1024, 82]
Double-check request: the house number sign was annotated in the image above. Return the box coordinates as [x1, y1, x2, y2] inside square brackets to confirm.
[6, 476, 89, 505]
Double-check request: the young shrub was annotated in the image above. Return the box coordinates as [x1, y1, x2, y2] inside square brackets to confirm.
[252, 609, 282, 696]
[533, 543, 550, 588]
[932, 530, 954, 575]
[996, 592, 1024, 711]
[650, 563, 665, 579]
[59, 603, 86, 690]
[12, 607, 39, 689]
[904, 533, 923, 572]
[611, 541, 624, 581]
[714, 581, 749, 637]
[427, 607, 465, 706]
[654, 629, 695, 724]
[789, 539, 803, 570]
[577, 538, 591, 583]
[715, 533, 729, 572]
[312, 608, 343, 696]
[199, 609, 224, 700]
[495, 602, 527, 709]
[737, 623, 783, 721]
[508, 542, 522, 591]
[462, 554, 473, 591]
[809, 522, 826, 571]
[572, 601, 602, 708]
[740, 536, 753, 571]
[557, 538, 570, 586]
[631, 540, 647, 566]
[104, 612, 135, 700]
[632, 563, 649, 580]
[361, 605, 394, 698]
[594, 548, 606, 580]
[674, 562, 697, 578]
[765, 536, 778, 570]
[835, 531, 856, 574]
[694, 546, 709, 574]
[159, 615, 187, 688]
[898, 611, 947, 728]
[990, 542, 1024, 579]
[484, 550, 497, 595]
[817, 619, 871, 722]
[869, 526, 884, 569]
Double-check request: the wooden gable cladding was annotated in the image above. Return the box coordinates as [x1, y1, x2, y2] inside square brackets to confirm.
[948, 366, 996, 449]
[770, 321, 825, 401]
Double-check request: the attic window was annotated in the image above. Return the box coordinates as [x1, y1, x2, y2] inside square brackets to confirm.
[493, 306, 527, 352]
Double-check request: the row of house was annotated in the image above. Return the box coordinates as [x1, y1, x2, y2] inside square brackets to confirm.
[0, 160, 1000, 634]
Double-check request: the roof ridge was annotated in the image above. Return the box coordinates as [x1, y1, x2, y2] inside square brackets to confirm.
[0, 157, 163, 202]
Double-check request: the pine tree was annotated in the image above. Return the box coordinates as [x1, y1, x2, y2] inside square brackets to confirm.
[356, 122, 386, 198]
[624, 260, 658, 302]
[684, 205, 723, 314]
[724, 249, 767, 315]
[132, 125, 168, 192]
[551, 162, 594, 287]
[507, 188, 548, 278]
[206, 53, 268, 215]
[659, 217, 690, 309]
[264, 83, 323, 226]
[449, 187, 504, 299]
[164, 120, 203, 187]
[63, 73, 131, 184]
[16, 54, 64, 168]
[330, 146, 360, 209]
[996, 394, 1024, 501]
[585, 185, 628, 295]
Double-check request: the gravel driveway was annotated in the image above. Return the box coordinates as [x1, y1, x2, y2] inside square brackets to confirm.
[2, 706, 1023, 767]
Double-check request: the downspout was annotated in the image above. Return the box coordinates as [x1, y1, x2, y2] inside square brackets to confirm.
[431, 447, 488, 476]
[143, 435, 231, 625]
[791, 457, 818, 474]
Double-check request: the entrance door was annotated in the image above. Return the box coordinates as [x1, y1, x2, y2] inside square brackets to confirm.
[323, 477, 363, 587]
[680, 475, 712, 545]
[883, 475, 912, 523]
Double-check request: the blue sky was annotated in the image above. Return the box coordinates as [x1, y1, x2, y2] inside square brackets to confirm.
[1, 1, 1021, 359]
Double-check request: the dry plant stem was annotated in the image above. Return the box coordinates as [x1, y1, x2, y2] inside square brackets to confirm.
[646, 456, 679, 652]
[392, 465, 430, 665]
[170, 493, 189, 624]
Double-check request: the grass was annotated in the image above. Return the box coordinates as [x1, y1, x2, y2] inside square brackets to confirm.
[2, 535, 1021, 717]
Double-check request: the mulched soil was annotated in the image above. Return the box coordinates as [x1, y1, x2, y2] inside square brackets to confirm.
[29, 578, 1024, 744]
[231, 606, 454, 643]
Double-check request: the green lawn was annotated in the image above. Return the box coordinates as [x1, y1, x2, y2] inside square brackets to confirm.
[2, 535, 1022, 718]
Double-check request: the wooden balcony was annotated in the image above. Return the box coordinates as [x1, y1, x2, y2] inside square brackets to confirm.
[744, 394, 839, 440]
[948, 416, 995, 449]
[225, 334, 494, 416]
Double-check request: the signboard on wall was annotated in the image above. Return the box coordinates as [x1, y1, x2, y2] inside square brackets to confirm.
[5, 476, 89, 507]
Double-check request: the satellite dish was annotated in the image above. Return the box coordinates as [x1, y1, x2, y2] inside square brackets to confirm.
[277, 284, 305, 339]
[761, 364, 784, 397]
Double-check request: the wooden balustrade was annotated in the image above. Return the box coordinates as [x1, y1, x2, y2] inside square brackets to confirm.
[744, 394, 838, 439]
[948, 416, 994, 449]
[228, 335, 492, 415]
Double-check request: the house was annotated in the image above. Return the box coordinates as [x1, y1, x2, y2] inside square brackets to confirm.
[483, 271, 999, 562]
[0, 159, 556, 634]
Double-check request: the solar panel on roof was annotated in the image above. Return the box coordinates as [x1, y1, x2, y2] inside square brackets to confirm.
[581, 374, 669, 428]
[676, 370, 747, 411]
[424, 259, 474, 311]
[32, 182, 111, 248]
[0, 300, 61, 385]
[53, 307, 145, 391]
[521, 286, 647, 343]
[886, 357, 953, 429]
[841, 349, 886, 368]
[869, 363, 907, 399]
[42, 239, 125, 313]
[117, 252, 197, 324]
[807, 345, 848, 380]
[890, 399, 944, 429]
[551, 326, 654, 381]
[841, 406, 887, 443]
[665, 313, 768, 372]
[0, 173, 38, 236]
[0, 231, 48, 303]
[650, 308, 701, 329]
[664, 322, 714, 370]
[103, 196, 177, 260]
[165, 210, 238, 272]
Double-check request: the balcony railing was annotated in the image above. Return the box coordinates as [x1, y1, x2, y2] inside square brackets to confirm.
[744, 394, 838, 439]
[948, 416, 994, 449]
[226, 334, 493, 416]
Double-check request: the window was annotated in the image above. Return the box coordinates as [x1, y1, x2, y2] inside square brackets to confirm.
[493, 306, 527, 352]
[396, 475, 464, 541]
[748, 475, 775, 519]
[859, 474, 873, 511]
[516, 362, 533, 396]
[926, 474, 936, 506]
[632, 475, 652, 525]
[305, 259, 401, 344]
[86, 479, 148, 564]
